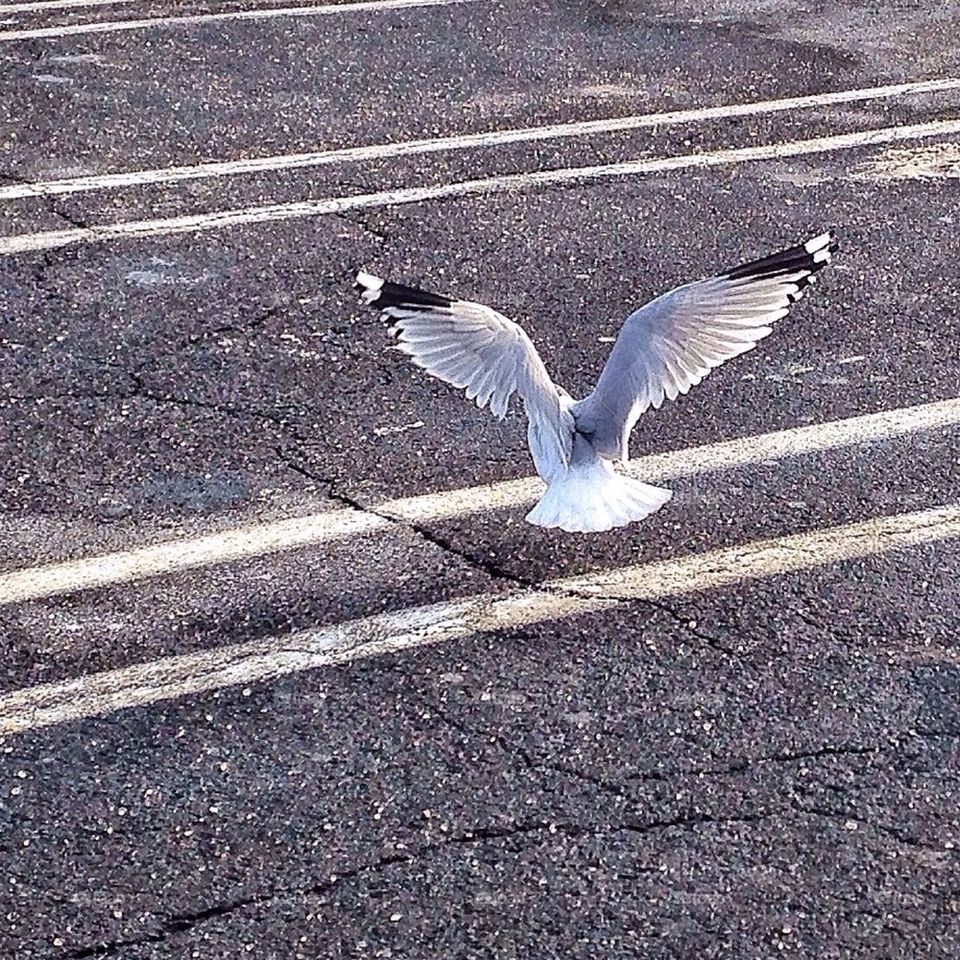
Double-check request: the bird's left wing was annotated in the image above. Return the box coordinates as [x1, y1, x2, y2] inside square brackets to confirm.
[356, 271, 574, 470]
[572, 231, 838, 460]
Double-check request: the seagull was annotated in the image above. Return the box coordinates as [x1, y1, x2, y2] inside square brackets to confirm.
[356, 230, 837, 534]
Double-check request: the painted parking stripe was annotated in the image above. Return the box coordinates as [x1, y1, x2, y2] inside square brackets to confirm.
[0, 0, 136, 12]
[0, 0, 479, 41]
[4, 118, 960, 256]
[4, 78, 959, 201]
[0, 0, 341, 11]
[1, 502, 957, 736]
[1, 397, 957, 607]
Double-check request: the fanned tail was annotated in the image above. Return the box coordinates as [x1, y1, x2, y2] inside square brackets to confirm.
[525, 454, 672, 533]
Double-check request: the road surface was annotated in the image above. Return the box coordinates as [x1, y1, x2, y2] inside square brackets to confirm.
[1, 0, 959, 956]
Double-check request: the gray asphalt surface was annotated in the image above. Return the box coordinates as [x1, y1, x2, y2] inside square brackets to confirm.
[2, 0, 960, 957]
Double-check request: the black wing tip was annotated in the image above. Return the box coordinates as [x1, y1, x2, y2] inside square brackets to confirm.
[355, 270, 453, 311]
[724, 229, 839, 284]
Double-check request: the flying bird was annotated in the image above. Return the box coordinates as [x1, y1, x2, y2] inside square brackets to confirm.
[356, 230, 837, 534]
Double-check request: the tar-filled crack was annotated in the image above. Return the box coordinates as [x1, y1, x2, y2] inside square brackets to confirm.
[59, 811, 772, 957]
[424, 695, 633, 799]
[281, 458, 742, 662]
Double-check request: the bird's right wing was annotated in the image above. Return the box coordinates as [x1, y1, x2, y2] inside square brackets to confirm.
[356, 271, 574, 471]
[572, 231, 838, 460]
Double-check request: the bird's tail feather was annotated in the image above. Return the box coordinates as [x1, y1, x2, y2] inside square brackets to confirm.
[525, 456, 672, 533]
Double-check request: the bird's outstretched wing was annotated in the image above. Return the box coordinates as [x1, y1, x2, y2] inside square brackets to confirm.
[571, 231, 838, 460]
[356, 271, 574, 472]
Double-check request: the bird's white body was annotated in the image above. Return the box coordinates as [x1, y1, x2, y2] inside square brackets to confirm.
[356, 230, 837, 534]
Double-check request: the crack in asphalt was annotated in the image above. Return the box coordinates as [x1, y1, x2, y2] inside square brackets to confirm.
[3, 383, 298, 431]
[3, 389, 126, 404]
[1, 168, 89, 230]
[682, 743, 883, 779]
[4, 359, 303, 434]
[914, 725, 960, 739]
[407, 688, 901, 807]
[29, 249, 73, 310]
[45, 200, 88, 232]
[280, 456, 745, 662]
[22, 466, 948, 957]
[787, 799, 957, 855]
[421, 694, 638, 799]
[135, 386, 298, 431]
[416, 690, 898, 829]
[57, 811, 773, 958]
[9, 189, 89, 239]
[3, 306, 313, 439]
[178, 304, 283, 350]
[335, 210, 392, 242]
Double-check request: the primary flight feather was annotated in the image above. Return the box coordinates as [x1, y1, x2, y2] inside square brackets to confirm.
[356, 230, 838, 533]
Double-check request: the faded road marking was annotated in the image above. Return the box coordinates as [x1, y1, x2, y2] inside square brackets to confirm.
[1, 503, 958, 735]
[852, 141, 960, 181]
[0, 0, 137, 11]
[4, 118, 960, 255]
[3, 78, 959, 200]
[1, 397, 957, 606]
[0, 0, 480, 41]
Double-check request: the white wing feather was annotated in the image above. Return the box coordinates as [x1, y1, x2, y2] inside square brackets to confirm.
[356, 272, 574, 475]
[572, 231, 838, 460]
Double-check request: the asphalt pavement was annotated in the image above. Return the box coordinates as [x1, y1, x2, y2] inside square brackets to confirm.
[1, 0, 959, 957]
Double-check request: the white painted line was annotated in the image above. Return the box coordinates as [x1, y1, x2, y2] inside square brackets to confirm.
[384, 397, 960, 524]
[2, 502, 957, 736]
[5, 78, 960, 201]
[1, 397, 957, 607]
[0, 0, 318, 11]
[4, 118, 960, 256]
[0, 0, 135, 12]
[0, 0, 479, 41]
[0, 510, 385, 607]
